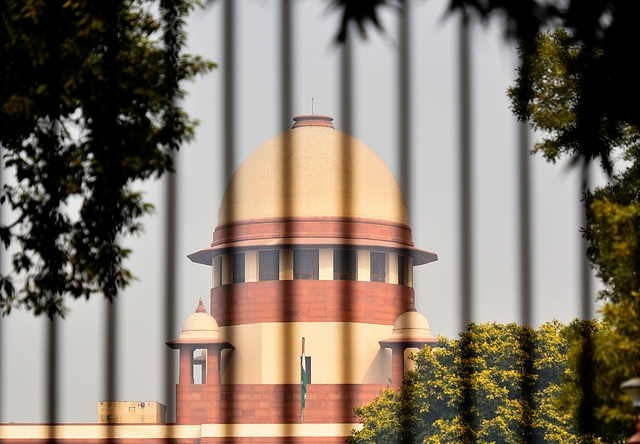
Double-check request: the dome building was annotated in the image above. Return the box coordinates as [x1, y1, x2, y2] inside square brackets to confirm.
[173, 115, 438, 442]
[0, 115, 438, 443]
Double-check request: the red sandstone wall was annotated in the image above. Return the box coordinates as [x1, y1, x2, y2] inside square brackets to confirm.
[2, 437, 342, 444]
[201, 438, 345, 443]
[176, 383, 388, 425]
[0, 435, 200, 444]
[212, 217, 415, 247]
[210, 280, 414, 326]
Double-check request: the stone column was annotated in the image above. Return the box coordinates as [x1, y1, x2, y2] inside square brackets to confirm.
[179, 346, 193, 385]
[391, 345, 405, 390]
[206, 345, 220, 385]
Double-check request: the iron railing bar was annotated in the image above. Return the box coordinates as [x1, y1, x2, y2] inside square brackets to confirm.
[220, 0, 236, 428]
[47, 317, 58, 433]
[0, 155, 3, 423]
[518, 121, 535, 443]
[280, 0, 293, 134]
[0, 317, 1, 424]
[458, 13, 475, 444]
[106, 297, 118, 433]
[341, 37, 353, 137]
[223, 0, 236, 187]
[339, 29, 356, 404]
[163, 160, 177, 424]
[519, 122, 532, 327]
[398, 0, 412, 216]
[161, 0, 180, 424]
[580, 165, 591, 320]
[278, 0, 295, 425]
[458, 15, 473, 332]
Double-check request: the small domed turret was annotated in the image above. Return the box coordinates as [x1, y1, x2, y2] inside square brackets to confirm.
[391, 299, 433, 341]
[179, 299, 220, 340]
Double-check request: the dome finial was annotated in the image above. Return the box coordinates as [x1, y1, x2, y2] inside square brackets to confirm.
[196, 298, 206, 313]
[407, 298, 417, 312]
[292, 114, 334, 129]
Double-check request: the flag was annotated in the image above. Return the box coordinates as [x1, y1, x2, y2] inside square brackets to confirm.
[301, 337, 307, 416]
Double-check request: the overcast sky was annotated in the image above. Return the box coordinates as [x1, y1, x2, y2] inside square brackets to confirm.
[0, 0, 601, 424]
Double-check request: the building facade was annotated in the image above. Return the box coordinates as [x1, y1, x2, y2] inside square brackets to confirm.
[0, 115, 438, 443]
[174, 115, 438, 442]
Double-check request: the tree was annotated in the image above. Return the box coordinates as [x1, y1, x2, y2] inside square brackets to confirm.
[348, 322, 583, 444]
[333, 0, 640, 171]
[0, 0, 214, 317]
[509, 30, 640, 441]
[334, 2, 640, 440]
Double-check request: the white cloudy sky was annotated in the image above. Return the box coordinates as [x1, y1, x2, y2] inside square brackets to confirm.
[0, 0, 601, 423]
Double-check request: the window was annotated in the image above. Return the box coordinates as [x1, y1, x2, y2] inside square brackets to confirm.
[232, 252, 245, 283]
[333, 249, 356, 280]
[193, 349, 206, 384]
[294, 249, 319, 279]
[259, 250, 279, 281]
[398, 255, 406, 286]
[370, 252, 385, 282]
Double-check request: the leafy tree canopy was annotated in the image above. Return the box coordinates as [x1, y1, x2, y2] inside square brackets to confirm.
[348, 322, 603, 444]
[0, 0, 214, 317]
[334, 0, 640, 173]
[509, 30, 640, 441]
[334, 3, 640, 439]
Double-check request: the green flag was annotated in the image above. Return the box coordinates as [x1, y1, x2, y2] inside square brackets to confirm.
[301, 337, 307, 418]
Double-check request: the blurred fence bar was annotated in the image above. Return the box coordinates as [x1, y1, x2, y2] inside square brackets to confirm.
[458, 15, 473, 332]
[398, 0, 412, 210]
[581, 166, 591, 320]
[164, 158, 178, 423]
[223, 0, 236, 187]
[519, 122, 532, 326]
[47, 318, 58, 431]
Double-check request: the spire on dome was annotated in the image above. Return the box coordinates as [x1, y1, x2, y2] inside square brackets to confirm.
[407, 298, 417, 312]
[196, 298, 206, 313]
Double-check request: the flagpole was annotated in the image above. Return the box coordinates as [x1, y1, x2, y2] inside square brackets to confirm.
[301, 336, 306, 422]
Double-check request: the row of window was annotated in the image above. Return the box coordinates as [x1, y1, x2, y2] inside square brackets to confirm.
[192, 352, 312, 385]
[226, 249, 407, 285]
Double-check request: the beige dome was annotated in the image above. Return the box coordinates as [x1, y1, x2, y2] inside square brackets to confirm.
[179, 300, 220, 340]
[391, 311, 433, 340]
[218, 124, 408, 225]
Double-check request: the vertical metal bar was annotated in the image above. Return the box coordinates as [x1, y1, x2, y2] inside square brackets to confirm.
[341, 37, 353, 136]
[47, 317, 58, 430]
[519, 122, 532, 327]
[280, 0, 293, 134]
[580, 165, 591, 320]
[220, 0, 235, 427]
[0, 299, 2, 425]
[518, 122, 535, 444]
[164, 161, 177, 423]
[279, 0, 294, 426]
[458, 14, 475, 444]
[398, 4, 416, 438]
[106, 298, 118, 420]
[398, 0, 411, 213]
[458, 16, 473, 332]
[0, 157, 3, 423]
[223, 0, 236, 187]
[339, 30, 355, 408]
[161, 0, 180, 423]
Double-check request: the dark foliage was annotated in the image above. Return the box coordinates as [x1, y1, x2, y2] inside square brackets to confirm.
[0, 0, 214, 317]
